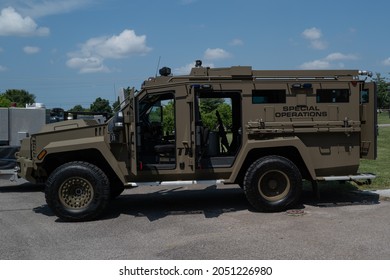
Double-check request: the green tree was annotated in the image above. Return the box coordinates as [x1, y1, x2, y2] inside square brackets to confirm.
[200, 98, 232, 131]
[2, 89, 36, 107]
[200, 98, 224, 113]
[0, 95, 12, 107]
[90, 97, 112, 114]
[216, 102, 232, 130]
[69, 105, 88, 112]
[162, 101, 175, 134]
[373, 73, 389, 109]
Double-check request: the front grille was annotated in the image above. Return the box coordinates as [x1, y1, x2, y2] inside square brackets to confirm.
[31, 136, 36, 159]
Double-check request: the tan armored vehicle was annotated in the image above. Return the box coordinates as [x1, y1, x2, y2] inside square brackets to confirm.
[16, 61, 377, 221]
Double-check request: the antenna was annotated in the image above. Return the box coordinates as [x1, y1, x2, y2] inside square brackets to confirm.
[155, 56, 161, 77]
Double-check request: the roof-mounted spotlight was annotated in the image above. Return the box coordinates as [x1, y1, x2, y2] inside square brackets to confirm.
[159, 67, 171, 76]
[195, 60, 202, 67]
[358, 70, 373, 77]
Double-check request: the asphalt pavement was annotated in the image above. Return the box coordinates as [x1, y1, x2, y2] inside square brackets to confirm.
[1, 177, 390, 260]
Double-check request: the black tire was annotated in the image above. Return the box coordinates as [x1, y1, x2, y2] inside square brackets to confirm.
[45, 161, 110, 222]
[243, 156, 302, 212]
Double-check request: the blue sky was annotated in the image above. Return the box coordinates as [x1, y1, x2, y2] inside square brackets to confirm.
[1, 0, 390, 109]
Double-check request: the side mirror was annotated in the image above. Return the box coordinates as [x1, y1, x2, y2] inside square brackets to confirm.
[113, 111, 124, 130]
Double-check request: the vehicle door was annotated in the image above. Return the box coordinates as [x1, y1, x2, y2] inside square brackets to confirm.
[360, 82, 377, 159]
[128, 88, 138, 176]
[132, 86, 196, 181]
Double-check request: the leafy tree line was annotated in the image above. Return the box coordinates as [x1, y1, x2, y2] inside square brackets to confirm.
[199, 98, 232, 131]
[68, 87, 134, 113]
[0, 89, 36, 107]
[0, 89, 233, 130]
[373, 73, 390, 109]
[0, 89, 114, 113]
[160, 98, 233, 135]
[69, 97, 113, 114]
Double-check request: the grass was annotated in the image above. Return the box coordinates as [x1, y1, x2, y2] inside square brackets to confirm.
[377, 111, 390, 125]
[358, 113, 390, 190]
[359, 127, 390, 189]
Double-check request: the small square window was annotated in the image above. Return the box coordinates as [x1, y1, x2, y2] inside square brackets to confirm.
[317, 89, 349, 103]
[252, 90, 286, 104]
[360, 90, 369, 104]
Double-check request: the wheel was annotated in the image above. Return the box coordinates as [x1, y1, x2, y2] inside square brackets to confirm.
[243, 156, 302, 212]
[45, 161, 110, 221]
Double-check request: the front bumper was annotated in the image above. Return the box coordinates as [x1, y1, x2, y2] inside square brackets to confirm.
[16, 157, 36, 184]
[0, 168, 18, 181]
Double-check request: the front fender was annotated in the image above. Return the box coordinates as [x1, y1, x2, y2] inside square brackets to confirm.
[38, 136, 127, 184]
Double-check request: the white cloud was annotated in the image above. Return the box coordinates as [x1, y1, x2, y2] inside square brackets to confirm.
[0, 65, 7, 71]
[300, 52, 358, 70]
[325, 52, 357, 61]
[7, 0, 92, 18]
[67, 29, 151, 73]
[174, 63, 195, 75]
[230, 39, 244, 46]
[23, 46, 40, 54]
[300, 60, 330, 70]
[174, 61, 214, 75]
[310, 40, 327, 50]
[382, 57, 390, 66]
[180, 0, 198, 4]
[66, 56, 109, 74]
[87, 30, 152, 59]
[0, 7, 49, 36]
[302, 27, 322, 40]
[302, 27, 327, 50]
[204, 48, 231, 60]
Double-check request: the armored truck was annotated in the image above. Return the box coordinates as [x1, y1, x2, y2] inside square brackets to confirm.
[16, 61, 377, 221]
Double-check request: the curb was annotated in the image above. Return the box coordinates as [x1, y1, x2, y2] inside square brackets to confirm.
[367, 189, 390, 200]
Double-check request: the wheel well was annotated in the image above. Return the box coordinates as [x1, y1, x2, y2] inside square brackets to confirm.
[235, 146, 312, 185]
[40, 149, 121, 185]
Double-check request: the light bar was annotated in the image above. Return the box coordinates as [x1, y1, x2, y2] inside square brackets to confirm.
[358, 70, 373, 77]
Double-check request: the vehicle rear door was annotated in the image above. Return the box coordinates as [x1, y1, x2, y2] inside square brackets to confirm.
[360, 82, 377, 159]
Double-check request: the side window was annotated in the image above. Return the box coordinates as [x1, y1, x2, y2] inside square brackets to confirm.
[252, 89, 286, 104]
[138, 92, 175, 167]
[197, 91, 241, 163]
[148, 106, 162, 123]
[360, 90, 369, 104]
[146, 101, 175, 136]
[317, 89, 349, 103]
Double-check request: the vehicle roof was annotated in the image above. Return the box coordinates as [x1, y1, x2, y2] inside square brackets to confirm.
[142, 66, 366, 89]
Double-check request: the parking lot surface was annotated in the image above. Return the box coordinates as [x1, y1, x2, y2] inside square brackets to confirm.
[1, 178, 390, 260]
